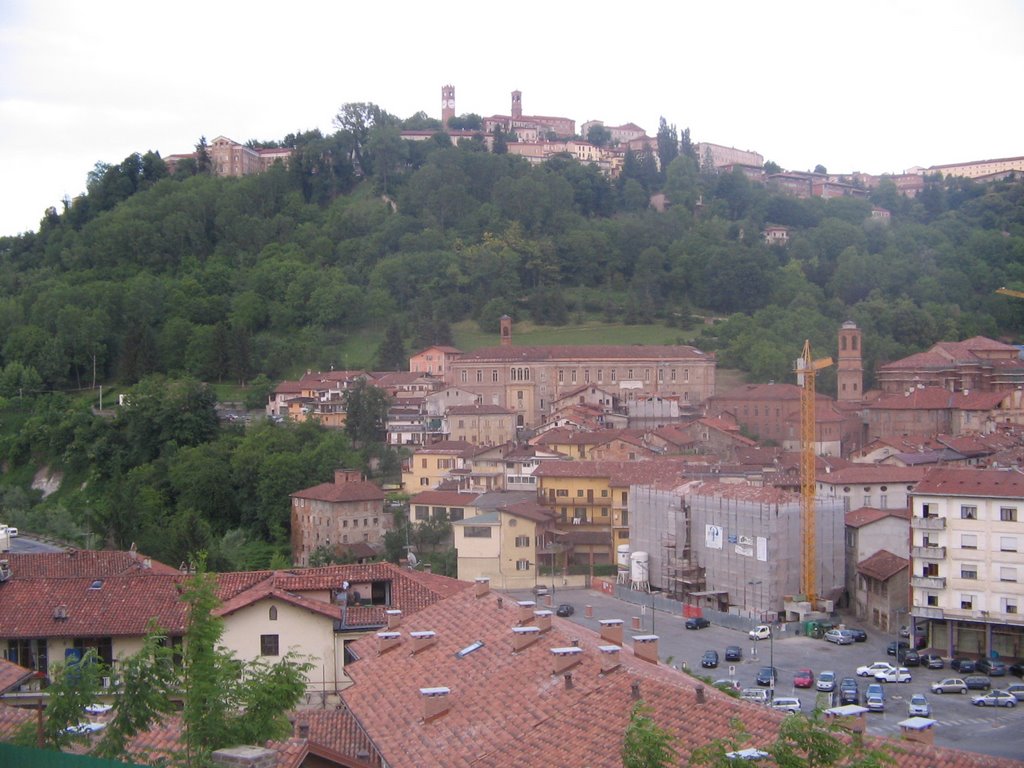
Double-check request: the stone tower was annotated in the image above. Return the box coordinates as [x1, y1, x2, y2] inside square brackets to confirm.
[511, 90, 522, 120]
[441, 84, 455, 127]
[500, 315, 512, 346]
[837, 321, 863, 402]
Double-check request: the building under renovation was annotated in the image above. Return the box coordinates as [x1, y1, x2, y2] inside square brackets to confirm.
[628, 480, 846, 620]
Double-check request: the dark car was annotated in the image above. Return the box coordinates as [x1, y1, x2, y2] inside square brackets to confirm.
[899, 649, 921, 667]
[725, 645, 743, 662]
[887, 640, 909, 656]
[964, 675, 992, 690]
[847, 627, 867, 642]
[756, 666, 778, 686]
[555, 603, 574, 617]
[839, 677, 860, 705]
[685, 617, 711, 630]
[976, 658, 1007, 676]
[920, 653, 945, 670]
[1011, 662, 1024, 678]
[702, 650, 720, 669]
[952, 658, 977, 674]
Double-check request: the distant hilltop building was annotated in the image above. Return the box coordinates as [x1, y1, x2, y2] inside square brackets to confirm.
[922, 155, 1024, 182]
[695, 142, 764, 169]
[164, 135, 292, 177]
[482, 89, 575, 140]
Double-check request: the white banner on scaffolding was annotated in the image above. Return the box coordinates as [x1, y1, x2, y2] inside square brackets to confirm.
[705, 524, 723, 549]
[735, 534, 754, 557]
[756, 536, 768, 562]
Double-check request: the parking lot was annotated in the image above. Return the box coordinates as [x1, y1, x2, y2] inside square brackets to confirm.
[515, 586, 1024, 761]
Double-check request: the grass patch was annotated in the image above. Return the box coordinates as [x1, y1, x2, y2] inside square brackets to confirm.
[451, 320, 698, 351]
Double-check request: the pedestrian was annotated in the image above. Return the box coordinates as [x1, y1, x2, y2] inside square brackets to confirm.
[339, 580, 350, 626]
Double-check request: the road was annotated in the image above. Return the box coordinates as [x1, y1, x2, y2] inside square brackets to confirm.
[4, 534, 66, 555]
[512, 586, 1024, 762]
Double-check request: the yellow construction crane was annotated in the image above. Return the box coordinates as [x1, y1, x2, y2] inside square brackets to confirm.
[996, 287, 1024, 300]
[796, 340, 832, 606]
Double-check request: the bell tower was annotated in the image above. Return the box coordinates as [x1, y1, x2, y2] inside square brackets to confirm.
[500, 315, 512, 346]
[511, 90, 522, 120]
[837, 321, 863, 402]
[441, 84, 455, 127]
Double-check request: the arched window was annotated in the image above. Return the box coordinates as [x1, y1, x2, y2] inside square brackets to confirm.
[269, 606, 278, 621]
[852, 336, 858, 351]
[841, 336, 847, 351]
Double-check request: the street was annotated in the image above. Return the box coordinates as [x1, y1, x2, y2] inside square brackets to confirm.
[513, 586, 1024, 762]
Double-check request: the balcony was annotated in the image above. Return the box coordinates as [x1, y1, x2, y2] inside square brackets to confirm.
[912, 606, 944, 620]
[911, 516, 946, 531]
[911, 546, 946, 560]
[911, 576, 946, 589]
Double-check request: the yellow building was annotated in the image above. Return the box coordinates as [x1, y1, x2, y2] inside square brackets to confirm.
[446, 403, 516, 446]
[453, 499, 556, 590]
[401, 440, 477, 490]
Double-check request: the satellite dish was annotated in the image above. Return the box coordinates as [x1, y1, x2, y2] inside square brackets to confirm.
[407, 551, 419, 569]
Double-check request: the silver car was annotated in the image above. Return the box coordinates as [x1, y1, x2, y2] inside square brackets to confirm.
[816, 670, 836, 692]
[908, 693, 931, 716]
[931, 677, 967, 694]
[824, 629, 853, 645]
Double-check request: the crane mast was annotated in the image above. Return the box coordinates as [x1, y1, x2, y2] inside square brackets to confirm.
[797, 340, 832, 606]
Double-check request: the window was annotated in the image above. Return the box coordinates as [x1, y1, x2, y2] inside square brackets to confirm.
[601, 507, 610, 517]
[556, 489, 569, 497]
[464, 526, 492, 538]
[1001, 507, 1018, 522]
[515, 559, 531, 571]
[1001, 536, 1018, 552]
[658, 369, 664, 382]
[927, 594, 938, 607]
[515, 535, 530, 547]
[879, 495, 888, 509]
[558, 369, 564, 383]
[1000, 567, 1017, 582]
[621, 510, 629, 526]
[610, 369, 617, 383]
[421, 458, 427, 469]
[617, 530, 628, 539]
[450, 508, 464, 522]
[1003, 597, 1019, 614]
[960, 595, 974, 610]
[576, 489, 584, 497]
[342, 520, 348, 528]
[961, 533, 978, 549]
[670, 369, 676, 382]
[476, 370, 483, 383]
[627, 369, 633, 379]
[492, 369, 498, 382]
[961, 505, 978, 520]
[269, 606, 278, 621]
[961, 564, 978, 580]
[597, 369, 603, 384]
[7, 638, 47, 674]
[571, 370, 577, 384]
[415, 506, 429, 521]
[260, 634, 280, 656]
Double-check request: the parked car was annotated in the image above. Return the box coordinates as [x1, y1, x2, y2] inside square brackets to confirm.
[899, 649, 921, 667]
[931, 677, 968, 694]
[741, 688, 772, 704]
[865, 694, 885, 712]
[866, 683, 885, 701]
[756, 666, 778, 686]
[908, 693, 931, 717]
[5, 527, 17, 537]
[793, 668, 814, 688]
[887, 640, 909, 656]
[972, 690, 1017, 707]
[857, 661, 896, 677]
[920, 653, 945, 670]
[1004, 682, 1024, 701]
[771, 697, 802, 714]
[749, 625, 772, 641]
[899, 625, 911, 637]
[555, 603, 574, 617]
[725, 645, 742, 662]
[951, 658, 977, 673]
[964, 675, 992, 690]
[685, 617, 711, 630]
[976, 658, 1007, 676]
[824, 629, 853, 645]
[1010, 662, 1024, 678]
[702, 650, 720, 669]
[875, 667, 912, 683]
[816, 671, 837, 692]
[839, 677, 860, 705]
[847, 627, 867, 642]
[532, 584, 550, 596]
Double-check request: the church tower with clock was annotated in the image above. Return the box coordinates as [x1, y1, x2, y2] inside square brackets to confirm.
[441, 84, 455, 127]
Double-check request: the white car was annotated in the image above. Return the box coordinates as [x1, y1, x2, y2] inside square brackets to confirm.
[4, 527, 16, 537]
[770, 697, 802, 714]
[972, 690, 1017, 708]
[749, 625, 772, 641]
[865, 694, 885, 712]
[875, 667, 912, 683]
[816, 671, 836, 692]
[857, 661, 896, 677]
[908, 694, 931, 717]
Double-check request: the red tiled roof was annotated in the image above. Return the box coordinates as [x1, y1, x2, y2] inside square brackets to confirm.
[0, 659, 35, 694]
[498, 500, 556, 524]
[412, 440, 477, 455]
[692, 481, 799, 505]
[4, 549, 179, 579]
[868, 386, 1008, 411]
[0, 573, 188, 639]
[857, 549, 908, 581]
[409, 490, 482, 506]
[817, 466, 927, 484]
[845, 506, 911, 528]
[446, 404, 514, 415]
[455, 344, 711, 362]
[712, 382, 830, 402]
[879, 336, 1021, 370]
[0, 702, 35, 741]
[291, 479, 385, 503]
[913, 467, 1024, 497]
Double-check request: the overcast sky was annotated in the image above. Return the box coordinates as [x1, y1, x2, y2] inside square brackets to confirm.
[2, 1, 1022, 237]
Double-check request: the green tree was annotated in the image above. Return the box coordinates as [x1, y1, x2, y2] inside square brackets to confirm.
[587, 123, 612, 147]
[656, 117, 679, 172]
[342, 378, 391, 447]
[376, 320, 407, 371]
[21, 650, 106, 750]
[621, 701, 678, 768]
[195, 136, 212, 174]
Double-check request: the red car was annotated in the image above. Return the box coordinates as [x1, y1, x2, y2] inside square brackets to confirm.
[794, 668, 815, 688]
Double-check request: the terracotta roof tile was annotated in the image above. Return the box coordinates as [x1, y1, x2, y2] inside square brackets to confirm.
[455, 344, 711, 362]
[4, 549, 178, 579]
[845, 506, 911, 528]
[409, 490, 482, 506]
[857, 549, 909, 580]
[913, 467, 1024, 497]
[290, 479, 385, 503]
[0, 659, 35, 694]
[817, 466, 928, 484]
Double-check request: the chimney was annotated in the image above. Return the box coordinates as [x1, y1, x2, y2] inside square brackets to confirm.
[210, 746, 278, 768]
[386, 609, 402, 630]
[533, 609, 552, 633]
[517, 600, 537, 624]
[420, 687, 452, 722]
[631, 680, 641, 701]
[474, 577, 491, 597]
[511, 626, 541, 652]
[599, 619, 624, 646]
[497, 597, 503, 609]
[376, 631, 402, 655]
[410, 630, 437, 655]
[598, 644, 621, 674]
[564, 673, 574, 690]
[298, 723, 310, 739]
[899, 717, 936, 745]
[334, 468, 362, 485]
[550, 646, 583, 675]
[632, 634, 659, 664]
[695, 685, 705, 704]
[423, 563, 432, 574]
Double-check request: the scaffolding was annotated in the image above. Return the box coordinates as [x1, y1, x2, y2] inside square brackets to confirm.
[661, 532, 705, 602]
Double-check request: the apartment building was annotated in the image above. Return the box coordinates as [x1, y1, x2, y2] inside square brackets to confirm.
[910, 467, 1024, 661]
[290, 469, 388, 566]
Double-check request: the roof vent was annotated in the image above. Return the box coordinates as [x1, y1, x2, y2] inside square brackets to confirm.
[695, 685, 705, 704]
[599, 619, 624, 646]
[386, 609, 402, 630]
[564, 673, 574, 690]
[410, 630, 437, 655]
[511, 626, 541, 652]
[631, 680, 641, 700]
[550, 646, 583, 675]
[376, 631, 402, 655]
[599, 644, 621, 674]
[53, 605, 69, 620]
[420, 687, 451, 722]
